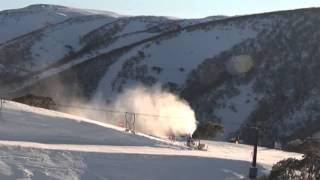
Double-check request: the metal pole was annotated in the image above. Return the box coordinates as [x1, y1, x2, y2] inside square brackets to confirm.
[249, 127, 259, 179]
[0, 98, 4, 111]
[132, 113, 136, 134]
[125, 112, 129, 132]
[252, 127, 258, 167]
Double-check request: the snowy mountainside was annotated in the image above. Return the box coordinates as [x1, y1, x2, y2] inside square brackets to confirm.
[182, 8, 320, 147]
[0, 15, 117, 74]
[0, 100, 301, 179]
[92, 18, 262, 102]
[0, 7, 195, 88]
[90, 8, 320, 148]
[2, 5, 320, 149]
[0, 4, 119, 45]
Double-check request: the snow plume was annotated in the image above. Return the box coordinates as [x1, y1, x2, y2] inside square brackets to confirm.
[61, 85, 197, 138]
[112, 86, 197, 137]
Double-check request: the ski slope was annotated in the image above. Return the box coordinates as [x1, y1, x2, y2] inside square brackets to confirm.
[0, 100, 301, 179]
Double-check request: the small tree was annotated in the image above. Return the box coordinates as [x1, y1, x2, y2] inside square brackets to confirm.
[152, 66, 163, 74]
[268, 153, 320, 180]
[138, 50, 145, 58]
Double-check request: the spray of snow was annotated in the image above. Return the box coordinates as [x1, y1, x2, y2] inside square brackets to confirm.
[112, 86, 197, 137]
[51, 80, 197, 138]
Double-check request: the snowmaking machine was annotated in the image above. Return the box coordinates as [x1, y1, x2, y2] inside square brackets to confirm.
[186, 136, 208, 151]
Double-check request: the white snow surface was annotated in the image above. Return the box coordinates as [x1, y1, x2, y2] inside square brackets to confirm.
[0, 100, 301, 179]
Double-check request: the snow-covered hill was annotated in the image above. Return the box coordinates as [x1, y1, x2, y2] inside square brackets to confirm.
[1, 5, 320, 150]
[0, 100, 301, 179]
[0, 4, 121, 45]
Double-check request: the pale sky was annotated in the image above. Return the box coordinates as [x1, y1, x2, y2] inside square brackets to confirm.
[1, 0, 320, 18]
